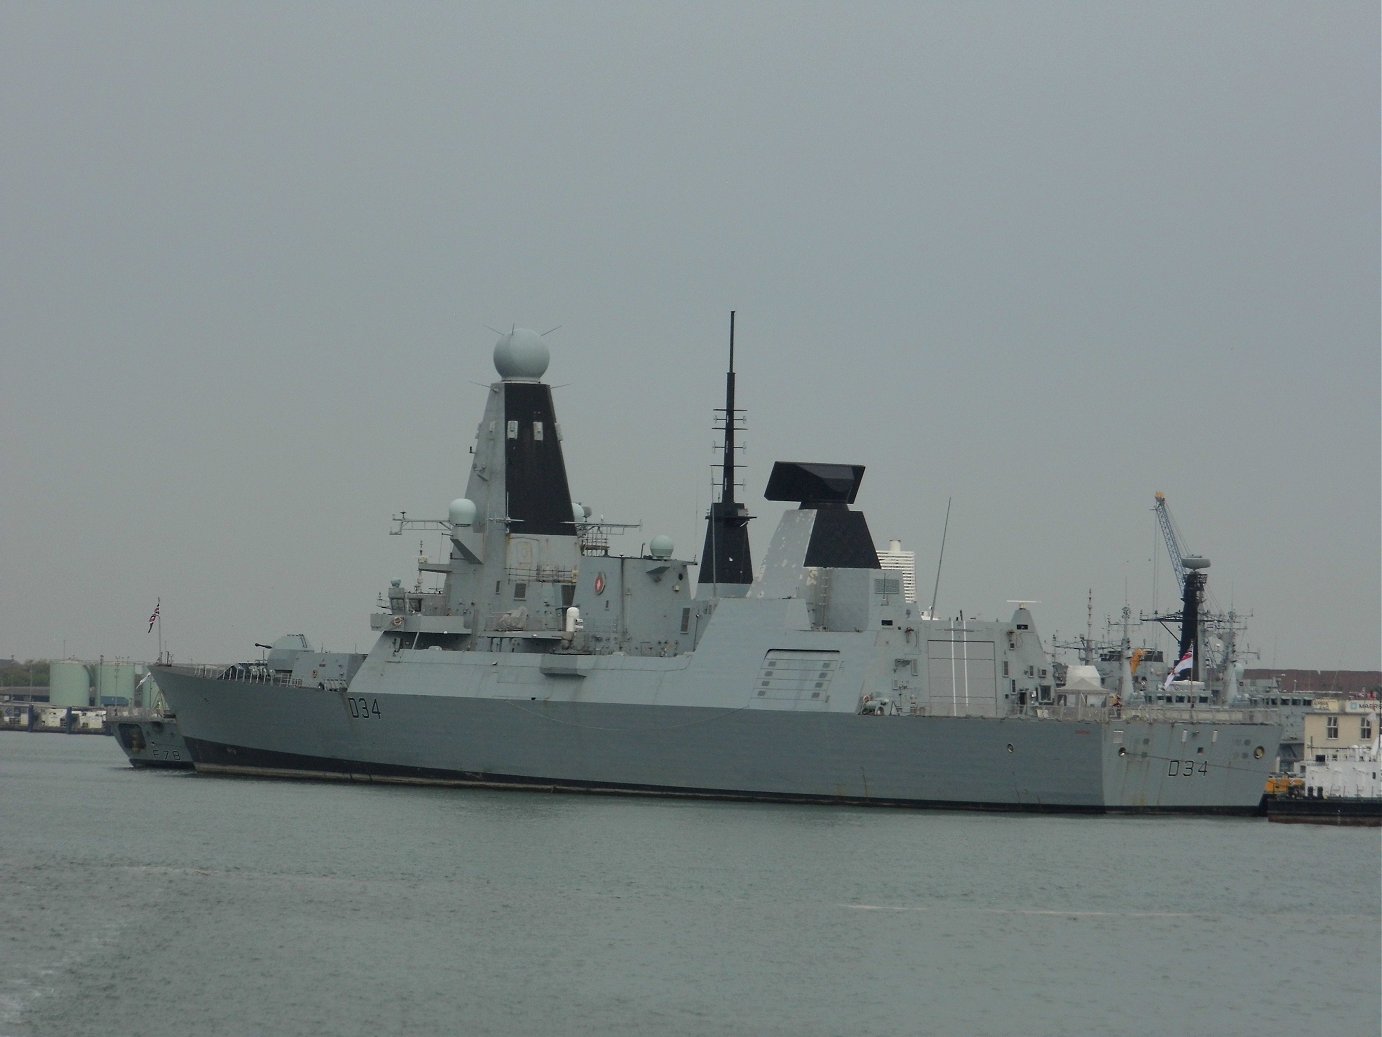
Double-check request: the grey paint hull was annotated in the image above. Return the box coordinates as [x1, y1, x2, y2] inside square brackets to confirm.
[153, 667, 1276, 814]
[112, 715, 193, 769]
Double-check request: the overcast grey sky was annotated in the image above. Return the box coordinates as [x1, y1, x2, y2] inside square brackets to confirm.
[3, 2, 1377, 671]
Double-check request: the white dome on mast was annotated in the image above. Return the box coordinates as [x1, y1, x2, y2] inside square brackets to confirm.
[493, 328, 550, 380]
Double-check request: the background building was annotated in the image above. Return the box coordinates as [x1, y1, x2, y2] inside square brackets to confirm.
[876, 539, 917, 605]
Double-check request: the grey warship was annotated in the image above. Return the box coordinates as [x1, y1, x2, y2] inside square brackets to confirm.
[153, 323, 1279, 813]
[111, 712, 192, 768]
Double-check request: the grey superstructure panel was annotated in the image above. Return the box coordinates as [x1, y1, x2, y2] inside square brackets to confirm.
[754, 650, 838, 708]
[926, 639, 999, 717]
[753, 510, 816, 599]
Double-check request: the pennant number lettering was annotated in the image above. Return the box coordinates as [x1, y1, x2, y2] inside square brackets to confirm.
[1166, 759, 1209, 777]
[347, 697, 382, 720]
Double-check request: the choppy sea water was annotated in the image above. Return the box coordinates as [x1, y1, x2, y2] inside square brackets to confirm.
[1, 731, 1377, 1037]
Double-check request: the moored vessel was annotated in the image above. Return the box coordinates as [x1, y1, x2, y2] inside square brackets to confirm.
[153, 322, 1279, 813]
[1265, 726, 1381, 825]
[110, 711, 193, 769]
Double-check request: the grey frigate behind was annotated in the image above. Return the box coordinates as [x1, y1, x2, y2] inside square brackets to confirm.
[152, 324, 1279, 813]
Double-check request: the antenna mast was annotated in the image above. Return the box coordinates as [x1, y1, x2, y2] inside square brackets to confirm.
[722, 311, 738, 505]
[697, 311, 754, 595]
[928, 497, 951, 617]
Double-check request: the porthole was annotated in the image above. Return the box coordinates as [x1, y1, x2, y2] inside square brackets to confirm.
[1117, 746, 1127, 757]
[1006, 743, 1015, 753]
[1253, 746, 1265, 759]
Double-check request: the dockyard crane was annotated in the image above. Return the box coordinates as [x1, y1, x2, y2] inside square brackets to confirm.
[1153, 491, 1190, 592]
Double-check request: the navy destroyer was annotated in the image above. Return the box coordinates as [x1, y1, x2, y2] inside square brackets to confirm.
[153, 322, 1279, 813]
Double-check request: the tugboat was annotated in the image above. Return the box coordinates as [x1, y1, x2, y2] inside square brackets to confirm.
[1265, 732, 1382, 826]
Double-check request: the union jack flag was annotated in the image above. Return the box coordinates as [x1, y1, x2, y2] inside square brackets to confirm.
[148, 599, 160, 633]
[1163, 649, 1192, 689]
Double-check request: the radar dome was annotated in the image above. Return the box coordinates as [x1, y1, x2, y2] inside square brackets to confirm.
[1062, 665, 1105, 691]
[649, 534, 674, 559]
[493, 328, 550, 380]
[449, 498, 477, 527]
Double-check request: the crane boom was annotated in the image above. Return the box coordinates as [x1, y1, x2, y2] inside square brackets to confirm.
[1153, 491, 1188, 591]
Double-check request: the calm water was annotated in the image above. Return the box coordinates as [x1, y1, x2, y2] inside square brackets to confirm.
[1, 731, 1377, 1037]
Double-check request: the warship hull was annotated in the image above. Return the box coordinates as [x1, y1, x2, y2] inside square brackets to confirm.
[151, 325, 1280, 816]
[111, 714, 193, 769]
[153, 661, 1277, 814]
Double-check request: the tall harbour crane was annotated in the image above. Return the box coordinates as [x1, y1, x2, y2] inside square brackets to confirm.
[1153, 491, 1190, 592]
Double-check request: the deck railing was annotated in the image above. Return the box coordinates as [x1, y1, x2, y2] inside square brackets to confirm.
[1017, 703, 1278, 724]
[899, 701, 1279, 724]
[164, 664, 313, 689]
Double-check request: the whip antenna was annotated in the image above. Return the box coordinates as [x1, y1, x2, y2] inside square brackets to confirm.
[929, 497, 952, 617]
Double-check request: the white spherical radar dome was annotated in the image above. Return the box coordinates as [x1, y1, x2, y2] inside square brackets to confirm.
[448, 498, 477, 527]
[493, 328, 550, 380]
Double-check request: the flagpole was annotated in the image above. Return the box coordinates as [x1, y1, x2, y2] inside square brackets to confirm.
[149, 598, 162, 664]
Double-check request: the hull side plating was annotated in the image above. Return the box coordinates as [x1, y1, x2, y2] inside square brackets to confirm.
[154, 667, 1275, 814]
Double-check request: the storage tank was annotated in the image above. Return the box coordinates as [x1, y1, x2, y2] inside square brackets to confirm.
[49, 660, 91, 708]
[96, 661, 136, 706]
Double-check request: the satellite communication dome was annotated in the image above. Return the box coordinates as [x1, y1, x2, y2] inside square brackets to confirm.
[649, 534, 674, 559]
[493, 328, 550, 380]
[449, 498, 477, 527]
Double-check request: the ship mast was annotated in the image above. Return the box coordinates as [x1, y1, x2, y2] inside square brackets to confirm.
[1178, 557, 1209, 683]
[698, 311, 754, 596]
[1147, 492, 1219, 691]
[722, 311, 738, 507]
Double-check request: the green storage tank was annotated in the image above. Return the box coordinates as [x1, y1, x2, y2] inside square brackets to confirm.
[49, 660, 91, 708]
[96, 661, 136, 705]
